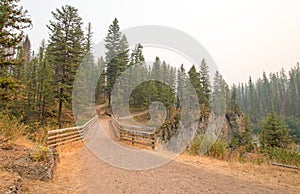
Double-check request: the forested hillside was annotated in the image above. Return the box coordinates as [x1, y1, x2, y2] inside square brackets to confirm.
[235, 65, 300, 143]
[0, 1, 299, 168]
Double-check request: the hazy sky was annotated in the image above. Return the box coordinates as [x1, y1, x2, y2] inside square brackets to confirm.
[20, 0, 300, 85]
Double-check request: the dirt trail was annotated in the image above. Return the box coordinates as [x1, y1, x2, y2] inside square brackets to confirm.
[77, 117, 297, 193]
[78, 148, 285, 193]
[25, 117, 299, 193]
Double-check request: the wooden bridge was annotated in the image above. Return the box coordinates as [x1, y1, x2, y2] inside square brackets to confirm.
[47, 115, 157, 149]
[111, 115, 157, 149]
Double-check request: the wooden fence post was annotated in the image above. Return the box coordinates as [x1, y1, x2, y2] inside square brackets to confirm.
[152, 128, 156, 149]
[132, 134, 135, 145]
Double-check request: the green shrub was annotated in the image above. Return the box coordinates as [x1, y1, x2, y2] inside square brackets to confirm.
[187, 135, 204, 155]
[29, 146, 50, 162]
[188, 135, 227, 159]
[262, 147, 300, 167]
[206, 140, 227, 159]
[229, 136, 239, 149]
[0, 113, 27, 140]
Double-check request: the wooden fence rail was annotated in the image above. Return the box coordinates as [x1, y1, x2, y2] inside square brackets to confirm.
[271, 162, 300, 170]
[47, 116, 97, 148]
[111, 115, 156, 149]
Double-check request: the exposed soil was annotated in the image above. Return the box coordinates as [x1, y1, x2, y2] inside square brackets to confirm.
[0, 137, 58, 193]
[78, 117, 298, 193]
[29, 117, 297, 193]
[31, 136, 299, 193]
[1, 116, 299, 193]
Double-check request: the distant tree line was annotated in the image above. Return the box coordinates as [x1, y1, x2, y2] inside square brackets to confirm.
[0, 1, 298, 151]
[235, 65, 300, 143]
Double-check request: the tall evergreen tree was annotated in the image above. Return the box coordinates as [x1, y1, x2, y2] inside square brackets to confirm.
[95, 57, 106, 101]
[239, 115, 253, 147]
[129, 43, 144, 67]
[104, 18, 129, 106]
[47, 5, 85, 126]
[199, 59, 211, 107]
[176, 64, 186, 109]
[0, 0, 31, 109]
[188, 65, 205, 105]
[36, 40, 54, 124]
[212, 71, 226, 116]
[82, 22, 96, 101]
[128, 44, 147, 109]
[230, 84, 239, 114]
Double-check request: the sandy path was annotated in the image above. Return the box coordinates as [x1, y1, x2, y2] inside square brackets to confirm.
[25, 116, 298, 193]
[75, 117, 292, 193]
[78, 146, 286, 194]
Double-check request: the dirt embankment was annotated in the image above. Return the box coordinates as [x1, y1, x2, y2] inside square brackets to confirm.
[0, 137, 58, 193]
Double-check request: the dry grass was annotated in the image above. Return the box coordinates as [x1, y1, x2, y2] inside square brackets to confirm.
[177, 153, 300, 193]
[12, 137, 36, 149]
[22, 141, 84, 193]
[0, 169, 20, 193]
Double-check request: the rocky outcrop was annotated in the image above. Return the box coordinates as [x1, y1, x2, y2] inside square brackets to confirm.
[218, 111, 244, 145]
[196, 110, 244, 146]
[156, 110, 245, 147]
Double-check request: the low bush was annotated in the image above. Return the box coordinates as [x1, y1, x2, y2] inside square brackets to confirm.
[0, 114, 27, 140]
[188, 135, 227, 159]
[206, 140, 227, 159]
[187, 135, 300, 167]
[262, 147, 300, 167]
[235, 146, 268, 165]
[187, 135, 203, 155]
[29, 145, 51, 162]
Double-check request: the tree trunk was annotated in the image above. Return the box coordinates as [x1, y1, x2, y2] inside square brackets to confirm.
[108, 90, 111, 107]
[58, 87, 64, 127]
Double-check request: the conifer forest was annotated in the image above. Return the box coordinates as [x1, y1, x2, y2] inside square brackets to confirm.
[1, 0, 300, 184]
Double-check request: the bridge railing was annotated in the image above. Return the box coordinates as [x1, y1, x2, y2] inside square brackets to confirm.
[47, 116, 97, 148]
[111, 115, 156, 149]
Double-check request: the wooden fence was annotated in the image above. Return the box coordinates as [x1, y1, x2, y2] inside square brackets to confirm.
[47, 116, 97, 147]
[111, 115, 156, 149]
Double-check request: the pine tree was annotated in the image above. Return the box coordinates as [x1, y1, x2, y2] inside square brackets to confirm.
[118, 35, 129, 73]
[82, 22, 96, 102]
[105, 18, 120, 105]
[47, 5, 85, 126]
[129, 43, 144, 67]
[0, 0, 31, 109]
[239, 115, 253, 148]
[36, 40, 54, 124]
[212, 71, 226, 116]
[0, 0, 31, 70]
[176, 64, 186, 109]
[199, 59, 211, 107]
[248, 76, 259, 122]
[230, 84, 239, 114]
[95, 57, 106, 102]
[260, 109, 290, 148]
[105, 18, 129, 106]
[128, 43, 147, 109]
[279, 68, 288, 115]
[188, 65, 205, 105]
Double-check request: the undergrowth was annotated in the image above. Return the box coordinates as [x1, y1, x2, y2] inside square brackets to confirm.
[188, 135, 300, 167]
